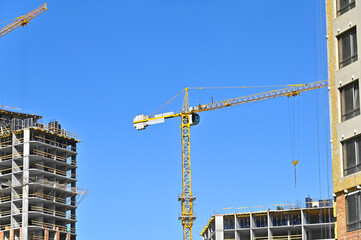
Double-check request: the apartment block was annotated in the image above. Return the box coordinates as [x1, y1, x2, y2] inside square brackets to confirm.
[0, 110, 86, 240]
[326, 0, 361, 239]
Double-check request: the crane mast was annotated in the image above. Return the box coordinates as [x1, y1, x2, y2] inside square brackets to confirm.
[133, 79, 328, 240]
[179, 113, 196, 239]
[0, 3, 47, 38]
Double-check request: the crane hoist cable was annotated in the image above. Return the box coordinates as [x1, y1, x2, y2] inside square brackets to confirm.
[133, 79, 328, 240]
[288, 95, 300, 188]
[0, 3, 47, 111]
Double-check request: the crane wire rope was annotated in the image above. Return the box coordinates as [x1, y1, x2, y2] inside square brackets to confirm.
[317, 0, 333, 236]
[187, 84, 304, 90]
[149, 89, 185, 117]
[0, 19, 13, 26]
[150, 84, 315, 117]
[0, 13, 30, 26]
[313, 0, 333, 238]
[21, 22, 28, 112]
[313, 0, 322, 200]
[288, 93, 299, 188]
[318, 0, 333, 236]
[313, 0, 324, 237]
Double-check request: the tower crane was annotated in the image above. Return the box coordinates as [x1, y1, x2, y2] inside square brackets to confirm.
[133, 79, 328, 240]
[0, 3, 47, 38]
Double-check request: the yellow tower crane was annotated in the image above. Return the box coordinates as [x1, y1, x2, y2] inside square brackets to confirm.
[0, 3, 47, 38]
[133, 79, 328, 240]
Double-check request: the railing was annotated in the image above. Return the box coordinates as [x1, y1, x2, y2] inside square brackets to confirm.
[0, 140, 12, 148]
[0, 208, 22, 216]
[34, 163, 77, 178]
[30, 192, 75, 205]
[33, 123, 77, 139]
[29, 178, 76, 192]
[0, 123, 77, 140]
[0, 165, 23, 175]
[34, 135, 76, 152]
[255, 234, 302, 240]
[0, 192, 75, 205]
[217, 199, 333, 215]
[0, 223, 16, 231]
[342, 107, 360, 122]
[0, 138, 23, 148]
[0, 194, 21, 203]
[0, 152, 23, 161]
[0, 163, 76, 178]
[31, 220, 75, 234]
[0, 178, 86, 206]
[30, 236, 45, 240]
[0, 127, 12, 137]
[32, 149, 76, 165]
[31, 206, 76, 220]
[340, 54, 358, 68]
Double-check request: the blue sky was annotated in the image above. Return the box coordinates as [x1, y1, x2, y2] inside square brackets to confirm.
[0, 1, 330, 239]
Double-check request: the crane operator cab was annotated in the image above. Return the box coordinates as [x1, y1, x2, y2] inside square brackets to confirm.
[189, 113, 200, 126]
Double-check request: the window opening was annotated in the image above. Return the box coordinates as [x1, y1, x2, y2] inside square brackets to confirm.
[338, 28, 358, 68]
[340, 81, 360, 121]
[346, 192, 361, 231]
[337, 0, 355, 16]
[343, 135, 361, 176]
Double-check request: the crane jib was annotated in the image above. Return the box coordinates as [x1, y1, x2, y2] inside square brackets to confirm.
[192, 80, 328, 113]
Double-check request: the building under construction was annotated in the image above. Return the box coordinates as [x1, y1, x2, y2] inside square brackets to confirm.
[0, 110, 87, 240]
[200, 198, 335, 240]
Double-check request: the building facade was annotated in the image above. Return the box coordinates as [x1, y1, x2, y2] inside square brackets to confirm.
[0, 110, 85, 240]
[326, 0, 361, 239]
[200, 202, 334, 240]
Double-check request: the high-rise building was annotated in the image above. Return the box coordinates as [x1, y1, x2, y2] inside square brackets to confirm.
[326, 0, 361, 238]
[0, 110, 86, 240]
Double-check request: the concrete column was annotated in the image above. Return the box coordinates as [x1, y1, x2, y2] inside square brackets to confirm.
[250, 213, 254, 240]
[10, 229, 14, 240]
[44, 229, 49, 240]
[234, 214, 237, 229]
[0, 231, 4, 240]
[67, 233, 71, 240]
[301, 210, 307, 240]
[11, 132, 17, 233]
[71, 155, 77, 240]
[235, 215, 240, 240]
[55, 227, 60, 240]
[21, 129, 30, 240]
[235, 231, 240, 240]
[19, 228, 22, 240]
[215, 215, 224, 240]
[267, 212, 271, 240]
[301, 209, 305, 225]
[287, 229, 291, 240]
[250, 213, 254, 228]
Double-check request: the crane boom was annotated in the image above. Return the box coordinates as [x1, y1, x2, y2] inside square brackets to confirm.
[134, 80, 328, 127]
[0, 3, 47, 38]
[192, 80, 328, 113]
[133, 79, 328, 240]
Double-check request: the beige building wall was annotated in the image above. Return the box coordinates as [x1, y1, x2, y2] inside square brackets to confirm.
[326, 0, 361, 238]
